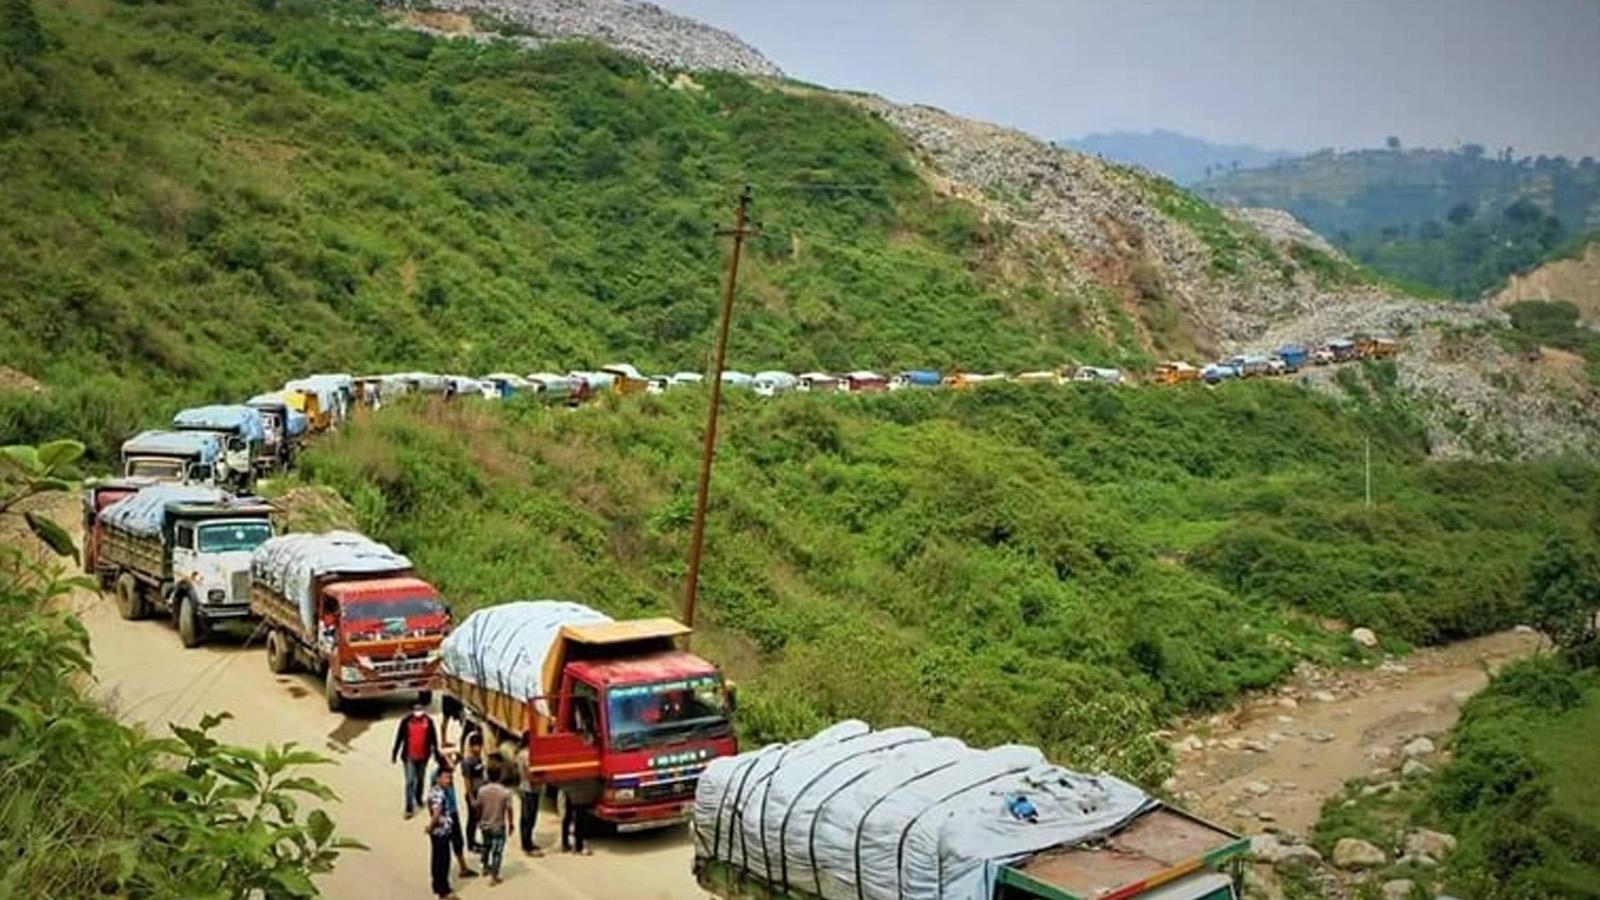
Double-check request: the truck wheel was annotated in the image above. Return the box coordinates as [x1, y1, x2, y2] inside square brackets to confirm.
[115, 573, 145, 621]
[266, 630, 294, 674]
[324, 667, 345, 714]
[176, 594, 204, 648]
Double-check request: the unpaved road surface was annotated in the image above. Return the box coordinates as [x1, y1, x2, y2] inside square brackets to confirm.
[63, 567, 708, 900]
[1170, 629, 1542, 837]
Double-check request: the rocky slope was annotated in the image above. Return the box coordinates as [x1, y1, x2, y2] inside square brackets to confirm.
[1493, 238, 1600, 326]
[832, 95, 1599, 459]
[409, 0, 782, 77]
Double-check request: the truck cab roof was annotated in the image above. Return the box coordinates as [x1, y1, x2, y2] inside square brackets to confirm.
[323, 576, 439, 603]
[166, 499, 275, 521]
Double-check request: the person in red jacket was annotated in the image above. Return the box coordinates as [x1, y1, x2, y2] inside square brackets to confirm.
[392, 703, 440, 818]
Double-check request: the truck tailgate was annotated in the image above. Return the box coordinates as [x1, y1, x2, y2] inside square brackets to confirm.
[1006, 807, 1244, 900]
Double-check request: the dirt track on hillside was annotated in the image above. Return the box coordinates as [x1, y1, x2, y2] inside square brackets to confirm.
[48, 497, 709, 900]
[1169, 629, 1541, 837]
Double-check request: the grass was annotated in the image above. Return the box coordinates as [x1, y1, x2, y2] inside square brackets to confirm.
[277, 381, 1599, 791]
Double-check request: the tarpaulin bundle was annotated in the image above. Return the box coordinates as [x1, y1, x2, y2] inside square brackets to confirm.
[692, 721, 1156, 900]
[439, 600, 612, 711]
[252, 531, 412, 632]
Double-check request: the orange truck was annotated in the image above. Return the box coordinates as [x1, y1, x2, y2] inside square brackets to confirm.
[437, 601, 738, 831]
[250, 531, 451, 712]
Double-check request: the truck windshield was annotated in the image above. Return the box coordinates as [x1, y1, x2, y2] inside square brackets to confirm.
[343, 596, 447, 623]
[197, 522, 272, 553]
[127, 460, 184, 480]
[605, 675, 730, 751]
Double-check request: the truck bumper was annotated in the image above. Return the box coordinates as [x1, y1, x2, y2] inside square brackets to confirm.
[338, 677, 434, 700]
[594, 799, 695, 832]
[200, 606, 257, 622]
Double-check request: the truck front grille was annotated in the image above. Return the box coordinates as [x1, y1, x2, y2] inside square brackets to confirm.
[639, 778, 699, 803]
[230, 570, 252, 603]
[369, 657, 433, 679]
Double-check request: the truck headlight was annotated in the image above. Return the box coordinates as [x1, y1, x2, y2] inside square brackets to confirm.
[610, 787, 636, 801]
[339, 666, 362, 683]
[207, 589, 225, 602]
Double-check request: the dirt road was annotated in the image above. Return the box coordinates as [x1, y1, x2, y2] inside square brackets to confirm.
[1169, 629, 1541, 837]
[67, 586, 709, 900]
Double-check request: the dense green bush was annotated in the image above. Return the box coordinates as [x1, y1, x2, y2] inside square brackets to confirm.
[0, 441, 361, 898]
[292, 383, 1599, 786]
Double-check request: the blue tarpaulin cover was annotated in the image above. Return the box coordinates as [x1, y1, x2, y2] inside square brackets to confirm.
[693, 721, 1156, 900]
[99, 484, 235, 537]
[172, 405, 267, 443]
[245, 394, 309, 437]
[121, 430, 222, 463]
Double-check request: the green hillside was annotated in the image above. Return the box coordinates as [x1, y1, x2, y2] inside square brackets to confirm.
[1196, 147, 1600, 298]
[0, 0, 1131, 456]
[284, 381, 1599, 786]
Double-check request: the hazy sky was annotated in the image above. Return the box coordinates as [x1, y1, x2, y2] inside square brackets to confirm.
[653, 0, 1600, 158]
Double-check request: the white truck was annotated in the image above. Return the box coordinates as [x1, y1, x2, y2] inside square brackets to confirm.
[86, 483, 276, 647]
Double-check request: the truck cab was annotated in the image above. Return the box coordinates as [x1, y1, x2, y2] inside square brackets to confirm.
[526, 621, 738, 830]
[171, 511, 275, 621]
[315, 576, 450, 702]
[171, 405, 266, 490]
[120, 430, 226, 485]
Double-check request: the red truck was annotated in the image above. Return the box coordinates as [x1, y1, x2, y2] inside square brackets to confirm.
[250, 531, 451, 713]
[437, 600, 738, 831]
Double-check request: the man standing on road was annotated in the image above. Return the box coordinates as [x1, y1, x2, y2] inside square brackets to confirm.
[459, 732, 486, 854]
[430, 754, 481, 881]
[560, 776, 602, 856]
[476, 769, 516, 885]
[439, 693, 465, 747]
[514, 746, 545, 857]
[392, 703, 440, 818]
[425, 768, 461, 900]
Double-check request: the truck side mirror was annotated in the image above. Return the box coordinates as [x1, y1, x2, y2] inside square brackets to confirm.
[725, 684, 738, 714]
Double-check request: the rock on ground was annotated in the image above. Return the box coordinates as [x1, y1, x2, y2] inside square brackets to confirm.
[1382, 879, 1416, 900]
[1402, 759, 1434, 779]
[1405, 828, 1458, 860]
[1352, 627, 1379, 648]
[1332, 837, 1387, 870]
[1402, 737, 1436, 758]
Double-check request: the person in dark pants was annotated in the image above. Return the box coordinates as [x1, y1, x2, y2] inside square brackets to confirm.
[429, 754, 480, 880]
[560, 776, 603, 855]
[391, 703, 440, 818]
[459, 732, 486, 853]
[514, 750, 545, 857]
[425, 768, 461, 900]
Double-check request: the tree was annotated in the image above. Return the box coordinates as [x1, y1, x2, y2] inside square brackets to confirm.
[1, 441, 365, 898]
[1447, 202, 1476, 227]
[1461, 143, 1487, 159]
[1386, 135, 1402, 151]
[1523, 533, 1600, 655]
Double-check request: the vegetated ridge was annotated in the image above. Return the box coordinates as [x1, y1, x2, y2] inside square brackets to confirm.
[4, 0, 1598, 462]
[1196, 144, 1600, 300]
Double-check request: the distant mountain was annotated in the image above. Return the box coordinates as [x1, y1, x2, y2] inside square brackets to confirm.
[1061, 129, 1298, 185]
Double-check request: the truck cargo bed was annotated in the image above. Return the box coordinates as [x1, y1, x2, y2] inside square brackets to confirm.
[435, 671, 529, 739]
[1000, 807, 1246, 900]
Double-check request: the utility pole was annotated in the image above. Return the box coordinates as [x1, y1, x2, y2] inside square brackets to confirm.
[1365, 434, 1373, 509]
[682, 186, 755, 645]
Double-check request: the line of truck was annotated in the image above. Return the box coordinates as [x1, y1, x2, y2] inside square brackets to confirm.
[80, 369, 1251, 897]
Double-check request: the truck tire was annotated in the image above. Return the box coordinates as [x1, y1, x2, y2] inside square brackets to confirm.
[266, 630, 295, 674]
[176, 594, 204, 649]
[324, 667, 345, 714]
[115, 573, 145, 621]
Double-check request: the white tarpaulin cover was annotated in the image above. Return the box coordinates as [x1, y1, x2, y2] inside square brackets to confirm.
[252, 531, 412, 632]
[439, 601, 613, 707]
[99, 484, 234, 537]
[692, 721, 1157, 900]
